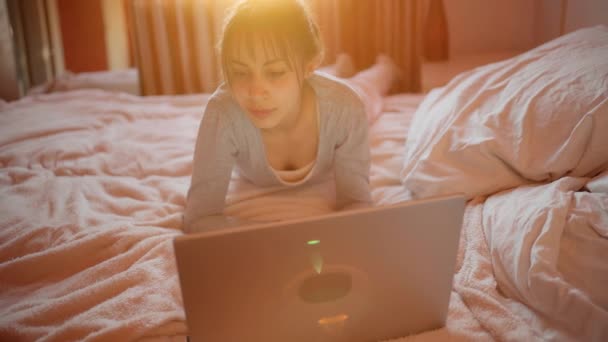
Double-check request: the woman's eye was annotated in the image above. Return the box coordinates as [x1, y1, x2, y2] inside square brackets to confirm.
[232, 70, 248, 78]
[268, 70, 286, 78]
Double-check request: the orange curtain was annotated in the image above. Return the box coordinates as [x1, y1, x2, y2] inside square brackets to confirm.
[127, 0, 230, 95]
[310, 0, 421, 92]
[127, 0, 421, 95]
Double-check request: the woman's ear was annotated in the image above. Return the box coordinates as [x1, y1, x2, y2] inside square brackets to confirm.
[304, 54, 323, 78]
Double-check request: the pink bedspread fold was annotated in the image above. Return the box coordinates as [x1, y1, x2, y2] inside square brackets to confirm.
[1, 90, 606, 341]
[1, 91, 201, 341]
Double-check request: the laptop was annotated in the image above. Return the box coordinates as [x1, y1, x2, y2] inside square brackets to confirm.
[173, 195, 465, 342]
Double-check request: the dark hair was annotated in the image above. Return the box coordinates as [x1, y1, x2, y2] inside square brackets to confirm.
[218, 0, 324, 85]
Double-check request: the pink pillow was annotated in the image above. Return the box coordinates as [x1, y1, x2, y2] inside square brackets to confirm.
[401, 26, 608, 199]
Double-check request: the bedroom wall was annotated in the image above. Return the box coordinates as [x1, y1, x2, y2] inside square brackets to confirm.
[5, 0, 606, 98]
[48, 0, 608, 72]
[56, 0, 108, 72]
[563, 0, 608, 33]
[535, 0, 608, 44]
[534, 0, 562, 45]
[443, 0, 608, 58]
[103, 0, 607, 73]
[443, 0, 537, 56]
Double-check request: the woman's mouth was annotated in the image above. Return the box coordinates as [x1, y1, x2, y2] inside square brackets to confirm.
[249, 108, 275, 118]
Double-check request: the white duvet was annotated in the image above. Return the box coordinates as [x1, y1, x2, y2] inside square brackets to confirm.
[401, 26, 608, 200]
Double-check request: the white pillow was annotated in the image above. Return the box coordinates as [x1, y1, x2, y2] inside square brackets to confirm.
[401, 26, 608, 199]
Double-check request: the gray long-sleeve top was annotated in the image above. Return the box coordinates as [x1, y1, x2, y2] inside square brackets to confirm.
[184, 72, 371, 232]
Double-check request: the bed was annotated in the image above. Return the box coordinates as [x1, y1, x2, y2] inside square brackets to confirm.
[1, 26, 607, 341]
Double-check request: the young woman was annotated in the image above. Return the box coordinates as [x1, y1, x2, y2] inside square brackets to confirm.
[184, 0, 398, 233]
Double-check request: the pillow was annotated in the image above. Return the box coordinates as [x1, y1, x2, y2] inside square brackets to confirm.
[401, 26, 608, 199]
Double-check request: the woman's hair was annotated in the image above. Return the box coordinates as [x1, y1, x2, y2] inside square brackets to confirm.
[218, 0, 324, 85]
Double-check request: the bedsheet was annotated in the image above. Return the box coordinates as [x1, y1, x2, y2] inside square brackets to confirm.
[1, 90, 606, 341]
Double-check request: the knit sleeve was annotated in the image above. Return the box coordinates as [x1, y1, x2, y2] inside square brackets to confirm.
[183, 96, 238, 233]
[333, 100, 372, 210]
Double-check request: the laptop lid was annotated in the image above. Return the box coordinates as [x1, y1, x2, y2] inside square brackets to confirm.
[174, 195, 465, 342]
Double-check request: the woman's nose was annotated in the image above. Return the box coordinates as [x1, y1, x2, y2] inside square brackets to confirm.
[248, 77, 267, 98]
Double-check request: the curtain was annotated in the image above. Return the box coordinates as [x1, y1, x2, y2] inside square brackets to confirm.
[6, 0, 62, 93]
[310, 0, 421, 92]
[128, 0, 421, 95]
[128, 0, 230, 95]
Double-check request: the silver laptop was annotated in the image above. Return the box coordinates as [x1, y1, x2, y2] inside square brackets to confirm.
[173, 195, 465, 342]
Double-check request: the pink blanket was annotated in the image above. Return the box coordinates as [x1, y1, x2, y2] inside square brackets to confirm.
[1, 90, 606, 341]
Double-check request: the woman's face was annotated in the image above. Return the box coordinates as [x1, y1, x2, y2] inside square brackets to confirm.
[227, 36, 308, 132]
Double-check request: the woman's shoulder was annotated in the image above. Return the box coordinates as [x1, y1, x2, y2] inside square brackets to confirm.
[310, 73, 367, 127]
[199, 84, 251, 142]
[205, 83, 239, 113]
[310, 72, 363, 108]
[203, 83, 252, 131]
